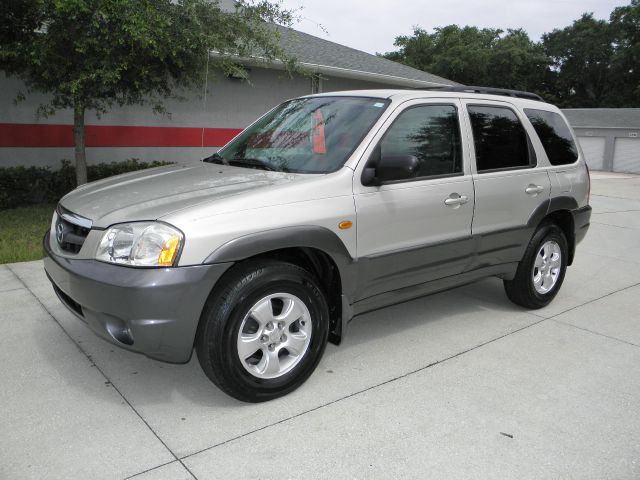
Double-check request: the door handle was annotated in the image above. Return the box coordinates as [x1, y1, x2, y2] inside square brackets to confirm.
[444, 193, 469, 207]
[525, 184, 545, 196]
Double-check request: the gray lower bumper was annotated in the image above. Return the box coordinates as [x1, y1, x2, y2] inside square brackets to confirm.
[43, 233, 232, 363]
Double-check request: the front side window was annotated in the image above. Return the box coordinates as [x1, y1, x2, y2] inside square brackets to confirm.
[468, 105, 535, 172]
[214, 96, 390, 173]
[524, 109, 579, 166]
[371, 104, 462, 179]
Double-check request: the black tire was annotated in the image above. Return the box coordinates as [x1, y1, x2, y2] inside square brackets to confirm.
[504, 223, 569, 309]
[195, 260, 329, 402]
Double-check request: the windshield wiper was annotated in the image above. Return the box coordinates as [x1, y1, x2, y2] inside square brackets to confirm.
[202, 152, 226, 164]
[228, 158, 280, 172]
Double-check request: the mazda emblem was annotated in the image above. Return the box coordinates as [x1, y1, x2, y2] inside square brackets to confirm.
[56, 222, 65, 244]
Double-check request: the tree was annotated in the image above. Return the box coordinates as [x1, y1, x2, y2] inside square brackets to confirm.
[382, 26, 549, 94]
[542, 13, 615, 107]
[609, 0, 640, 106]
[0, 0, 294, 185]
[383, 26, 500, 86]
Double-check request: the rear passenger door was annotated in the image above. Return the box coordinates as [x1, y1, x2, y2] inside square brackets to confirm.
[353, 99, 475, 300]
[462, 100, 551, 269]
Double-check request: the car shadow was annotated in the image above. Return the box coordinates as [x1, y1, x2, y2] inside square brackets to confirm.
[35, 276, 526, 409]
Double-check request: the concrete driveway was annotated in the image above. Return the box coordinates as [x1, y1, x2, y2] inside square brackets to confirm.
[1, 172, 639, 480]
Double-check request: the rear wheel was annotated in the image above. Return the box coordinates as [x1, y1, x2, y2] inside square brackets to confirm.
[195, 260, 329, 402]
[504, 223, 568, 309]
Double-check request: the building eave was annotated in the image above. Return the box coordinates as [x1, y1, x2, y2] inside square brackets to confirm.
[210, 52, 453, 88]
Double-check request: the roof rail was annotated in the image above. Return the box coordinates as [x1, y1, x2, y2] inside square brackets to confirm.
[417, 85, 545, 102]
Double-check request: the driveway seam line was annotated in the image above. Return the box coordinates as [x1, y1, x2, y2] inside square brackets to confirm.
[580, 250, 640, 265]
[123, 460, 184, 480]
[177, 315, 550, 461]
[591, 221, 640, 230]
[591, 194, 640, 200]
[178, 280, 640, 460]
[592, 209, 640, 214]
[13, 272, 639, 472]
[0, 287, 26, 293]
[5, 265, 199, 480]
[551, 320, 640, 348]
[542, 281, 640, 321]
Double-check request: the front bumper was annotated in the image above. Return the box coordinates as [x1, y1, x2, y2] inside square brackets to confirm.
[43, 232, 232, 363]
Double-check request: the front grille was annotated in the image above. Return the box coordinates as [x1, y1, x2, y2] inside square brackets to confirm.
[55, 205, 92, 254]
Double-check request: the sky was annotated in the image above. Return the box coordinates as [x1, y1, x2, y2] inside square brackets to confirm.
[277, 0, 629, 55]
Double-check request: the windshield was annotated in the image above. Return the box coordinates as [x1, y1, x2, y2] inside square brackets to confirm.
[210, 96, 390, 173]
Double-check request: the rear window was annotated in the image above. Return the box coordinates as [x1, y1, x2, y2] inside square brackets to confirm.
[524, 109, 579, 166]
[467, 105, 535, 172]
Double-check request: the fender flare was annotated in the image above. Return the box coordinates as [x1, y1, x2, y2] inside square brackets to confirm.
[203, 226, 357, 342]
[527, 196, 579, 228]
[204, 225, 357, 298]
[527, 195, 579, 264]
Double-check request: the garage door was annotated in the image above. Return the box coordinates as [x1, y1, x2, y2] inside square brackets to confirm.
[577, 137, 606, 170]
[613, 137, 640, 173]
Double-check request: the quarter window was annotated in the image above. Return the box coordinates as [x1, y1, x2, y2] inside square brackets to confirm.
[374, 105, 462, 179]
[468, 105, 535, 172]
[524, 109, 578, 166]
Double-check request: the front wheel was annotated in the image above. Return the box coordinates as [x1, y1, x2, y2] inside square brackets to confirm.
[504, 223, 568, 309]
[195, 260, 329, 402]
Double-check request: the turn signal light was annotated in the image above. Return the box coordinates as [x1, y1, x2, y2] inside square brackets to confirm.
[158, 236, 181, 266]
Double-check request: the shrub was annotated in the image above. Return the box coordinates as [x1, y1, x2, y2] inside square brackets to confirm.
[0, 159, 173, 210]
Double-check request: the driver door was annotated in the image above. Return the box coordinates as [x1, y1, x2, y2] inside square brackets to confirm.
[353, 99, 475, 301]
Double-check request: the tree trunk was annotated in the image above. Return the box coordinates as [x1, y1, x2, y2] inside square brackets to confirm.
[72, 102, 88, 185]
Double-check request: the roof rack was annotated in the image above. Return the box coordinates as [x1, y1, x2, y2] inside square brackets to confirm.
[417, 85, 545, 102]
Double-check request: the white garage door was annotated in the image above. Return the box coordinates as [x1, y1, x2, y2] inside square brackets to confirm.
[613, 137, 640, 173]
[577, 137, 606, 170]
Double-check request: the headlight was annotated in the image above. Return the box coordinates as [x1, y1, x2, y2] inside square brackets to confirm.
[96, 222, 183, 267]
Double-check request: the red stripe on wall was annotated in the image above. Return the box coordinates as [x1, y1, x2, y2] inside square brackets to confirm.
[0, 123, 243, 148]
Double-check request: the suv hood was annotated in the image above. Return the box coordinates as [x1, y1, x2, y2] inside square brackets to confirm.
[60, 163, 303, 228]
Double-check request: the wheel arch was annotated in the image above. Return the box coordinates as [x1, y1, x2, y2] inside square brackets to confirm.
[203, 226, 357, 344]
[527, 196, 578, 265]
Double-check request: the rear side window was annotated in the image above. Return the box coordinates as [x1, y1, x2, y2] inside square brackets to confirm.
[524, 109, 578, 165]
[374, 104, 462, 178]
[468, 105, 535, 172]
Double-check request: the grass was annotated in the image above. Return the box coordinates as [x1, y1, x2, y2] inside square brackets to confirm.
[0, 204, 55, 264]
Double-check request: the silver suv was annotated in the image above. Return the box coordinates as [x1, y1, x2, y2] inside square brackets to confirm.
[44, 87, 592, 402]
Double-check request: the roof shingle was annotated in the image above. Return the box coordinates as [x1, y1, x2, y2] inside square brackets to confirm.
[272, 25, 457, 87]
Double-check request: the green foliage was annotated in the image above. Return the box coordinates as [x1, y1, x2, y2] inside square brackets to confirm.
[0, 159, 172, 210]
[0, 203, 55, 264]
[383, 26, 549, 94]
[381, 1, 640, 108]
[543, 14, 615, 107]
[610, 0, 640, 106]
[0, 0, 294, 115]
[0, 0, 295, 185]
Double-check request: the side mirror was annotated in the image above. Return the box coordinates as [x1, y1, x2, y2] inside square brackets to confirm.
[362, 155, 419, 186]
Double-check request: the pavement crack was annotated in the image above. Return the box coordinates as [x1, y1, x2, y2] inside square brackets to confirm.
[5, 265, 199, 480]
[552, 319, 640, 349]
